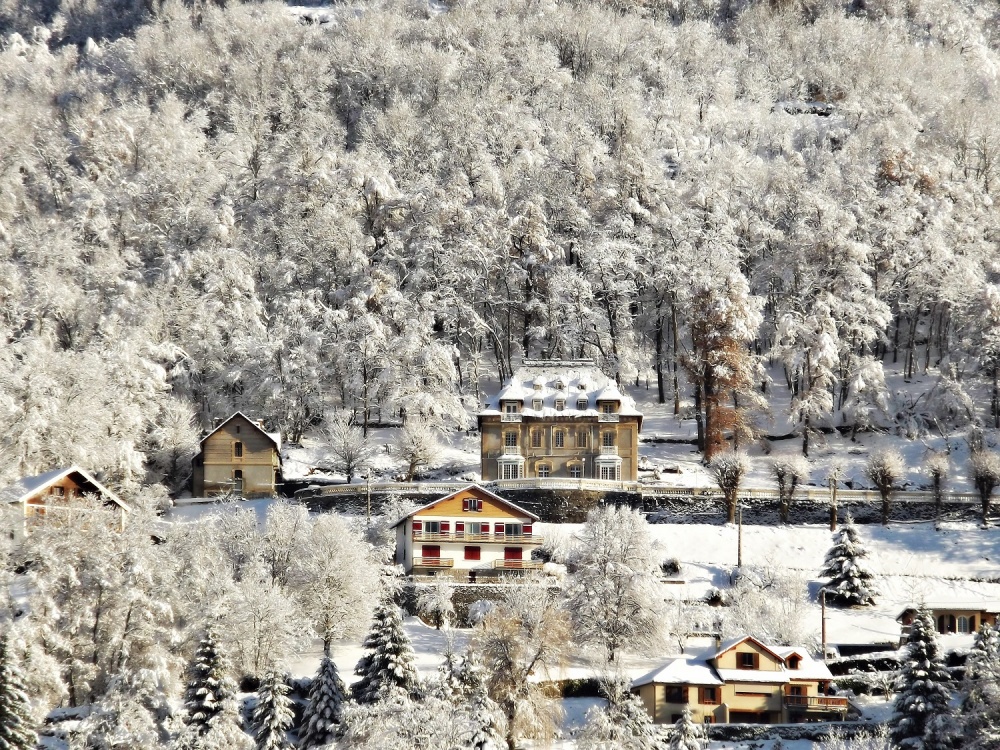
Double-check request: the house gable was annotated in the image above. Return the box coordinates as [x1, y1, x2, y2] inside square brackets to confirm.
[412, 485, 538, 521]
[2, 467, 128, 512]
[200, 413, 281, 452]
[713, 636, 785, 672]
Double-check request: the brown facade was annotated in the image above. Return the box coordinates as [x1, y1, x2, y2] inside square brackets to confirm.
[478, 362, 642, 482]
[192, 413, 281, 498]
[898, 606, 1000, 642]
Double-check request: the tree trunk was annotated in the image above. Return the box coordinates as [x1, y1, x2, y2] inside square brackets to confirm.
[671, 301, 681, 416]
[726, 491, 736, 524]
[655, 303, 666, 404]
[830, 481, 838, 532]
[881, 490, 890, 526]
[694, 384, 705, 454]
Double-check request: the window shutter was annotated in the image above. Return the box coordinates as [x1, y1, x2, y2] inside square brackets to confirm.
[455, 522, 464, 533]
[523, 524, 532, 537]
[412, 520, 422, 532]
[475, 498, 483, 511]
[463, 498, 470, 511]
[495, 523, 505, 534]
[441, 521, 450, 533]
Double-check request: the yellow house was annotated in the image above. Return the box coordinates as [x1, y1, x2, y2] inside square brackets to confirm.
[897, 602, 1000, 643]
[192, 413, 282, 498]
[393, 484, 543, 581]
[0, 466, 129, 541]
[631, 635, 847, 725]
[478, 360, 642, 482]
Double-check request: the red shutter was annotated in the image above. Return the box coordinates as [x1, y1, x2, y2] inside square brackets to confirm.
[441, 521, 450, 533]
[462, 498, 470, 511]
[523, 524, 533, 537]
[455, 522, 465, 533]
[474, 498, 482, 511]
[494, 523, 505, 534]
[464, 546, 481, 561]
[412, 520, 422, 532]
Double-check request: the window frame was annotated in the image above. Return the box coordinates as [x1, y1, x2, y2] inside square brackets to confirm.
[554, 429, 565, 448]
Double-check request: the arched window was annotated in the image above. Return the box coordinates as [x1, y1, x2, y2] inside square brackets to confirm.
[938, 615, 946, 634]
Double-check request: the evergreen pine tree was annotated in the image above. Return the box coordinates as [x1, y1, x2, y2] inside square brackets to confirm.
[820, 513, 879, 606]
[251, 670, 293, 750]
[0, 636, 36, 750]
[667, 706, 707, 750]
[462, 656, 506, 750]
[891, 608, 956, 750]
[959, 621, 1000, 749]
[300, 656, 348, 749]
[352, 600, 419, 704]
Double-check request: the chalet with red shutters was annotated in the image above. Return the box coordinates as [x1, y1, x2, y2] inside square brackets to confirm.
[0, 466, 129, 541]
[393, 484, 542, 580]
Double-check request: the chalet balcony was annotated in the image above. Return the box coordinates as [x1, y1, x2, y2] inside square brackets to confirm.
[599, 445, 619, 456]
[491, 559, 544, 570]
[414, 557, 454, 568]
[784, 696, 849, 712]
[413, 531, 543, 544]
[501, 413, 522, 423]
[598, 413, 619, 422]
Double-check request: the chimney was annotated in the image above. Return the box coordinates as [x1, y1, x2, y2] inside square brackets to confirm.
[213, 417, 222, 428]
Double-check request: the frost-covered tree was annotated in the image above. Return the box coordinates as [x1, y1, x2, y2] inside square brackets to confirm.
[711, 451, 750, 525]
[250, 670, 293, 750]
[820, 514, 879, 607]
[970, 450, 1000, 527]
[352, 600, 420, 704]
[323, 409, 377, 483]
[476, 585, 570, 749]
[667, 706, 707, 750]
[771, 456, 809, 524]
[724, 565, 810, 646]
[577, 677, 658, 750]
[395, 417, 441, 481]
[299, 657, 348, 749]
[565, 505, 664, 662]
[891, 608, 956, 750]
[866, 448, 905, 525]
[959, 621, 1000, 749]
[0, 636, 36, 750]
[926, 453, 949, 527]
[340, 687, 474, 750]
[416, 578, 455, 630]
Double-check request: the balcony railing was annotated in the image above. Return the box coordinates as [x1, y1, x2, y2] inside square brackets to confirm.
[501, 413, 522, 423]
[502, 445, 522, 455]
[492, 559, 544, 570]
[414, 531, 543, 544]
[598, 413, 619, 422]
[784, 696, 849, 711]
[413, 557, 454, 568]
[599, 445, 619, 455]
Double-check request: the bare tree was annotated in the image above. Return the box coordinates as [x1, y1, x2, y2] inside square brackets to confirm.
[771, 456, 809, 524]
[866, 448, 905, 526]
[711, 451, 750, 524]
[324, 410, 377, 483]
[971, 450, 1000, 527]
[416, 578, 455, 630]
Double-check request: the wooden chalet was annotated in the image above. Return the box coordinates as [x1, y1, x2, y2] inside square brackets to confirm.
[0, 466, 129, 540]
[192, 413, 282, 498]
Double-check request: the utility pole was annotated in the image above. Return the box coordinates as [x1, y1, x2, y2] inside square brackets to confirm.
[365, 470, 372, 527]
[821, 589, 828, 662]
[830, 476, 838, 532]
[737, 502, 743, 569]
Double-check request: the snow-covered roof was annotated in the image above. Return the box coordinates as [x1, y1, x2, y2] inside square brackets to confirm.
[631, 655, 723, 688]
[775, 648, 834, 681]
[391, 484, 540, 527]
[0, 466, 129, 512]
[201, 412, 282, 451]
[480, 360, 642, 421]
[895, 602, 1000, 620]
[711, 635, 784, 662]
[715, 669, 790, 684]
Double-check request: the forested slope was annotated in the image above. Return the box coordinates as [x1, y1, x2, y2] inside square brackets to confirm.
[1, 0, 999, 494]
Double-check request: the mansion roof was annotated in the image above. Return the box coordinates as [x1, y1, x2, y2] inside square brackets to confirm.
[480, 360, 642, 420]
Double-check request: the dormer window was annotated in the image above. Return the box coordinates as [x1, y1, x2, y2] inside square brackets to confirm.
[601, 402, 616, 414]
[555, 380, 564, 390]
[533, 383, 542, 391]
[738, 652, 759, 670]
[555, 399, 565, 411]
[786, 655, 801, 670]
[504, 402, 519, 414]
[532, 399, 543, 410]
[577, 397, 588, 410]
